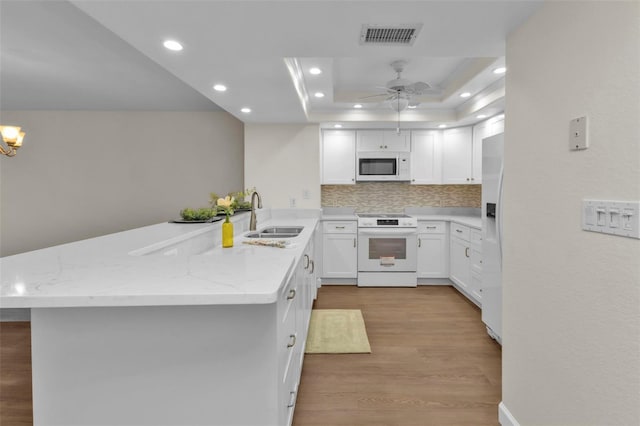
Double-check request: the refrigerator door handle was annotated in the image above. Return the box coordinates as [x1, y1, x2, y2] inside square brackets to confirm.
[497, 169, 504, 261]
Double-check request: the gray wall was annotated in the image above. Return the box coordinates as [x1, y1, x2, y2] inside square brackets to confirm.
[0, 110, 244, 257]
[503, 2, 640, 424]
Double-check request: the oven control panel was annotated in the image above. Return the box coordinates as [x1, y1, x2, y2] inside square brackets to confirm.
[357, 217, 418, 228]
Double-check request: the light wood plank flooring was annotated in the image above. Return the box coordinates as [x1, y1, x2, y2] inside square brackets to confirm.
[293, 285, 502, 426]
[0, 286, 501, 426]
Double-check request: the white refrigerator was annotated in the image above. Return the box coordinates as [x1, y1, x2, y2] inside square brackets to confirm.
[481, 133, 503, 344]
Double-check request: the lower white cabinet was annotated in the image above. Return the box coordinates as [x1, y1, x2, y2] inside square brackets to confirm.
[321, 221, 358, 279]
[449, 222, 482, 306]
[417, 221, 449, 278]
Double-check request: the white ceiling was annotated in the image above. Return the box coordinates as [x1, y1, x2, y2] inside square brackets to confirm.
[1, 0, 543, 128]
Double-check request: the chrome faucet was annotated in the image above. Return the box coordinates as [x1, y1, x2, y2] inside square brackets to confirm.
[249, 190, 263, 231]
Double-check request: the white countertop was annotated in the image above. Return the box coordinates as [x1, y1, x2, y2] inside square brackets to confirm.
[1, 214, 318, 309]
[412, 215, 482, 229]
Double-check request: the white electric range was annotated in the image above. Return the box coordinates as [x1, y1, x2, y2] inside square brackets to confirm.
[356, 214, 418, 287]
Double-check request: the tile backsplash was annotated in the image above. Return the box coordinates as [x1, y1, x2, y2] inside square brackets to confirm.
[321, 183, 481, 213]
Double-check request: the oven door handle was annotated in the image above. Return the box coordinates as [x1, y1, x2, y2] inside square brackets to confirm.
[358, 228, 417, 236]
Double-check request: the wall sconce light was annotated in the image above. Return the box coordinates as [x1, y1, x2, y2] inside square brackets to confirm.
[0, 125, 25, 157]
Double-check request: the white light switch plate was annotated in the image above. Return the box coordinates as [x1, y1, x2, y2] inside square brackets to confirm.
[569, 116, 588, 150]
[583, 200, 640, 239]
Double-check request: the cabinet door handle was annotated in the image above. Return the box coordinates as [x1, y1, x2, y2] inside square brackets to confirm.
[456, 229, 463, 233]
[384, 145, 388, 149]
[471, 177, 475, 181]
[310, 260, 315, 274]
[287, 289, 296, 300]
[465, 247, 470, 258]
[287, 391, 296, 408]
[335, 226, 345, 229]
[353, 238, 357, 248]
[303, 254, 310, 269]
[466, 178, 470, 181]
[287, 334, 297, 348]
[418, 238, 421, 248]
[426, 226, 436, 229]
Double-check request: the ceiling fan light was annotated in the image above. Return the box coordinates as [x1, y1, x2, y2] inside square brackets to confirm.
[389, 97, 409, 112]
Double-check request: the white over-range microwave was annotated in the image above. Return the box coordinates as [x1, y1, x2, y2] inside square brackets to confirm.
[356, 151, 411, 181]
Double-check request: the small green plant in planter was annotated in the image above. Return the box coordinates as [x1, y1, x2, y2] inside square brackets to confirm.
[228, 187, 256, 210]
[180, 207, 217, 221]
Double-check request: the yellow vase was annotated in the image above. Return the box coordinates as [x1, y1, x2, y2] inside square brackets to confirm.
[222, 217, 234, 248]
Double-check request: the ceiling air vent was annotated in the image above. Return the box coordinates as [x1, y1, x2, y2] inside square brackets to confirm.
[360, 24, 423, 46]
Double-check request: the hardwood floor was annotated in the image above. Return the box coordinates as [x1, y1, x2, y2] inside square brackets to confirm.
[0, 322, 32, 426]
[0, 286, 501, 426]
[293, 286, 502, 426]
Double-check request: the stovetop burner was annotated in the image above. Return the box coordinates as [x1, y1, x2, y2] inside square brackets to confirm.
[357, 213, 417, 228]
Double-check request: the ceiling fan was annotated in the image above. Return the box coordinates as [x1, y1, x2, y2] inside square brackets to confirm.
[362, 60, 432, 111]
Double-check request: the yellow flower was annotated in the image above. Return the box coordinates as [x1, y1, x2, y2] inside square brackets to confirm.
[216, 196, 235, 209]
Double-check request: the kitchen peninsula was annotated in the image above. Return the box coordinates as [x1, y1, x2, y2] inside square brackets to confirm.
[1, 210, 319, 426]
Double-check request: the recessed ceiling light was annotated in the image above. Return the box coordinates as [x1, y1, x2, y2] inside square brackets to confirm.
[309, 67, 322, 75]
[438, 124, 447, 128]
[213, 84, 227, 92]
[163, 40, 183, 51]
[493, 67, 507, 74]
[460, 92, 471, 98]
[314, 92, 325, 98]
[241, 107, 251, 113]
[407, 105, 417, 109]
[477, 114, 487, 119]
[353, 104, 363, 109]
[334, 124, 343, 128]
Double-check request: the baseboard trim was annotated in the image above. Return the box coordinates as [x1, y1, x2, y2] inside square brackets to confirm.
[499, 402, 520, 426]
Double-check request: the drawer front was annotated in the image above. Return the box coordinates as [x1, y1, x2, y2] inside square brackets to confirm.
[450, 223, 470, 241]
[322, 221, 357, 234]
[418, 221, 446, 234]
[470, 228, 483, 246]
[278, 272, 298, 323]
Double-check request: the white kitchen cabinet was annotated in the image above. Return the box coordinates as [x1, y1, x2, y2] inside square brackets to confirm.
[469, 228, 483, 303]
[321, 221, 357, 279]
[471, 116, 504, 182]
[321, 130, 356, 184]
[410, 130, 442, 184]
[417, 221, 449, 279]
[442, 127, 478, 184]
[356, 130, 410, 152]
[449, 222, 482, 306]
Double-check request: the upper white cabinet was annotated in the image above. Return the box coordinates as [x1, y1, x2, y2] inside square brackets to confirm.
[410, 130, 442, 184]
[471, 116, 505, 182]
[321, 130, 356, 185]
[356, 130, 410, 152]
[442, 127, 477, 184]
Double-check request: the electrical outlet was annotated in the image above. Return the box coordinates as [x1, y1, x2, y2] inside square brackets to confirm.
[289, 197, 297, 208]
[303, 189, 310, 199]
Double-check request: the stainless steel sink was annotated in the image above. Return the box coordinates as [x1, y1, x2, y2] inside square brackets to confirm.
[244, 226, 304, 239]
[260, 227, 304, 234]
[245, 232, 297, 239]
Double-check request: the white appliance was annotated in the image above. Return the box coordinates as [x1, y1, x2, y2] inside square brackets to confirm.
[357, 214, 418, 287]
[356, 151, 410, 181]
[481, 133, 504, 344]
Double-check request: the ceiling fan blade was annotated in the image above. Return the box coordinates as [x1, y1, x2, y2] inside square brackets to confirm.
[359, 93, 390, 100]
[406, 81, 431, 94]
